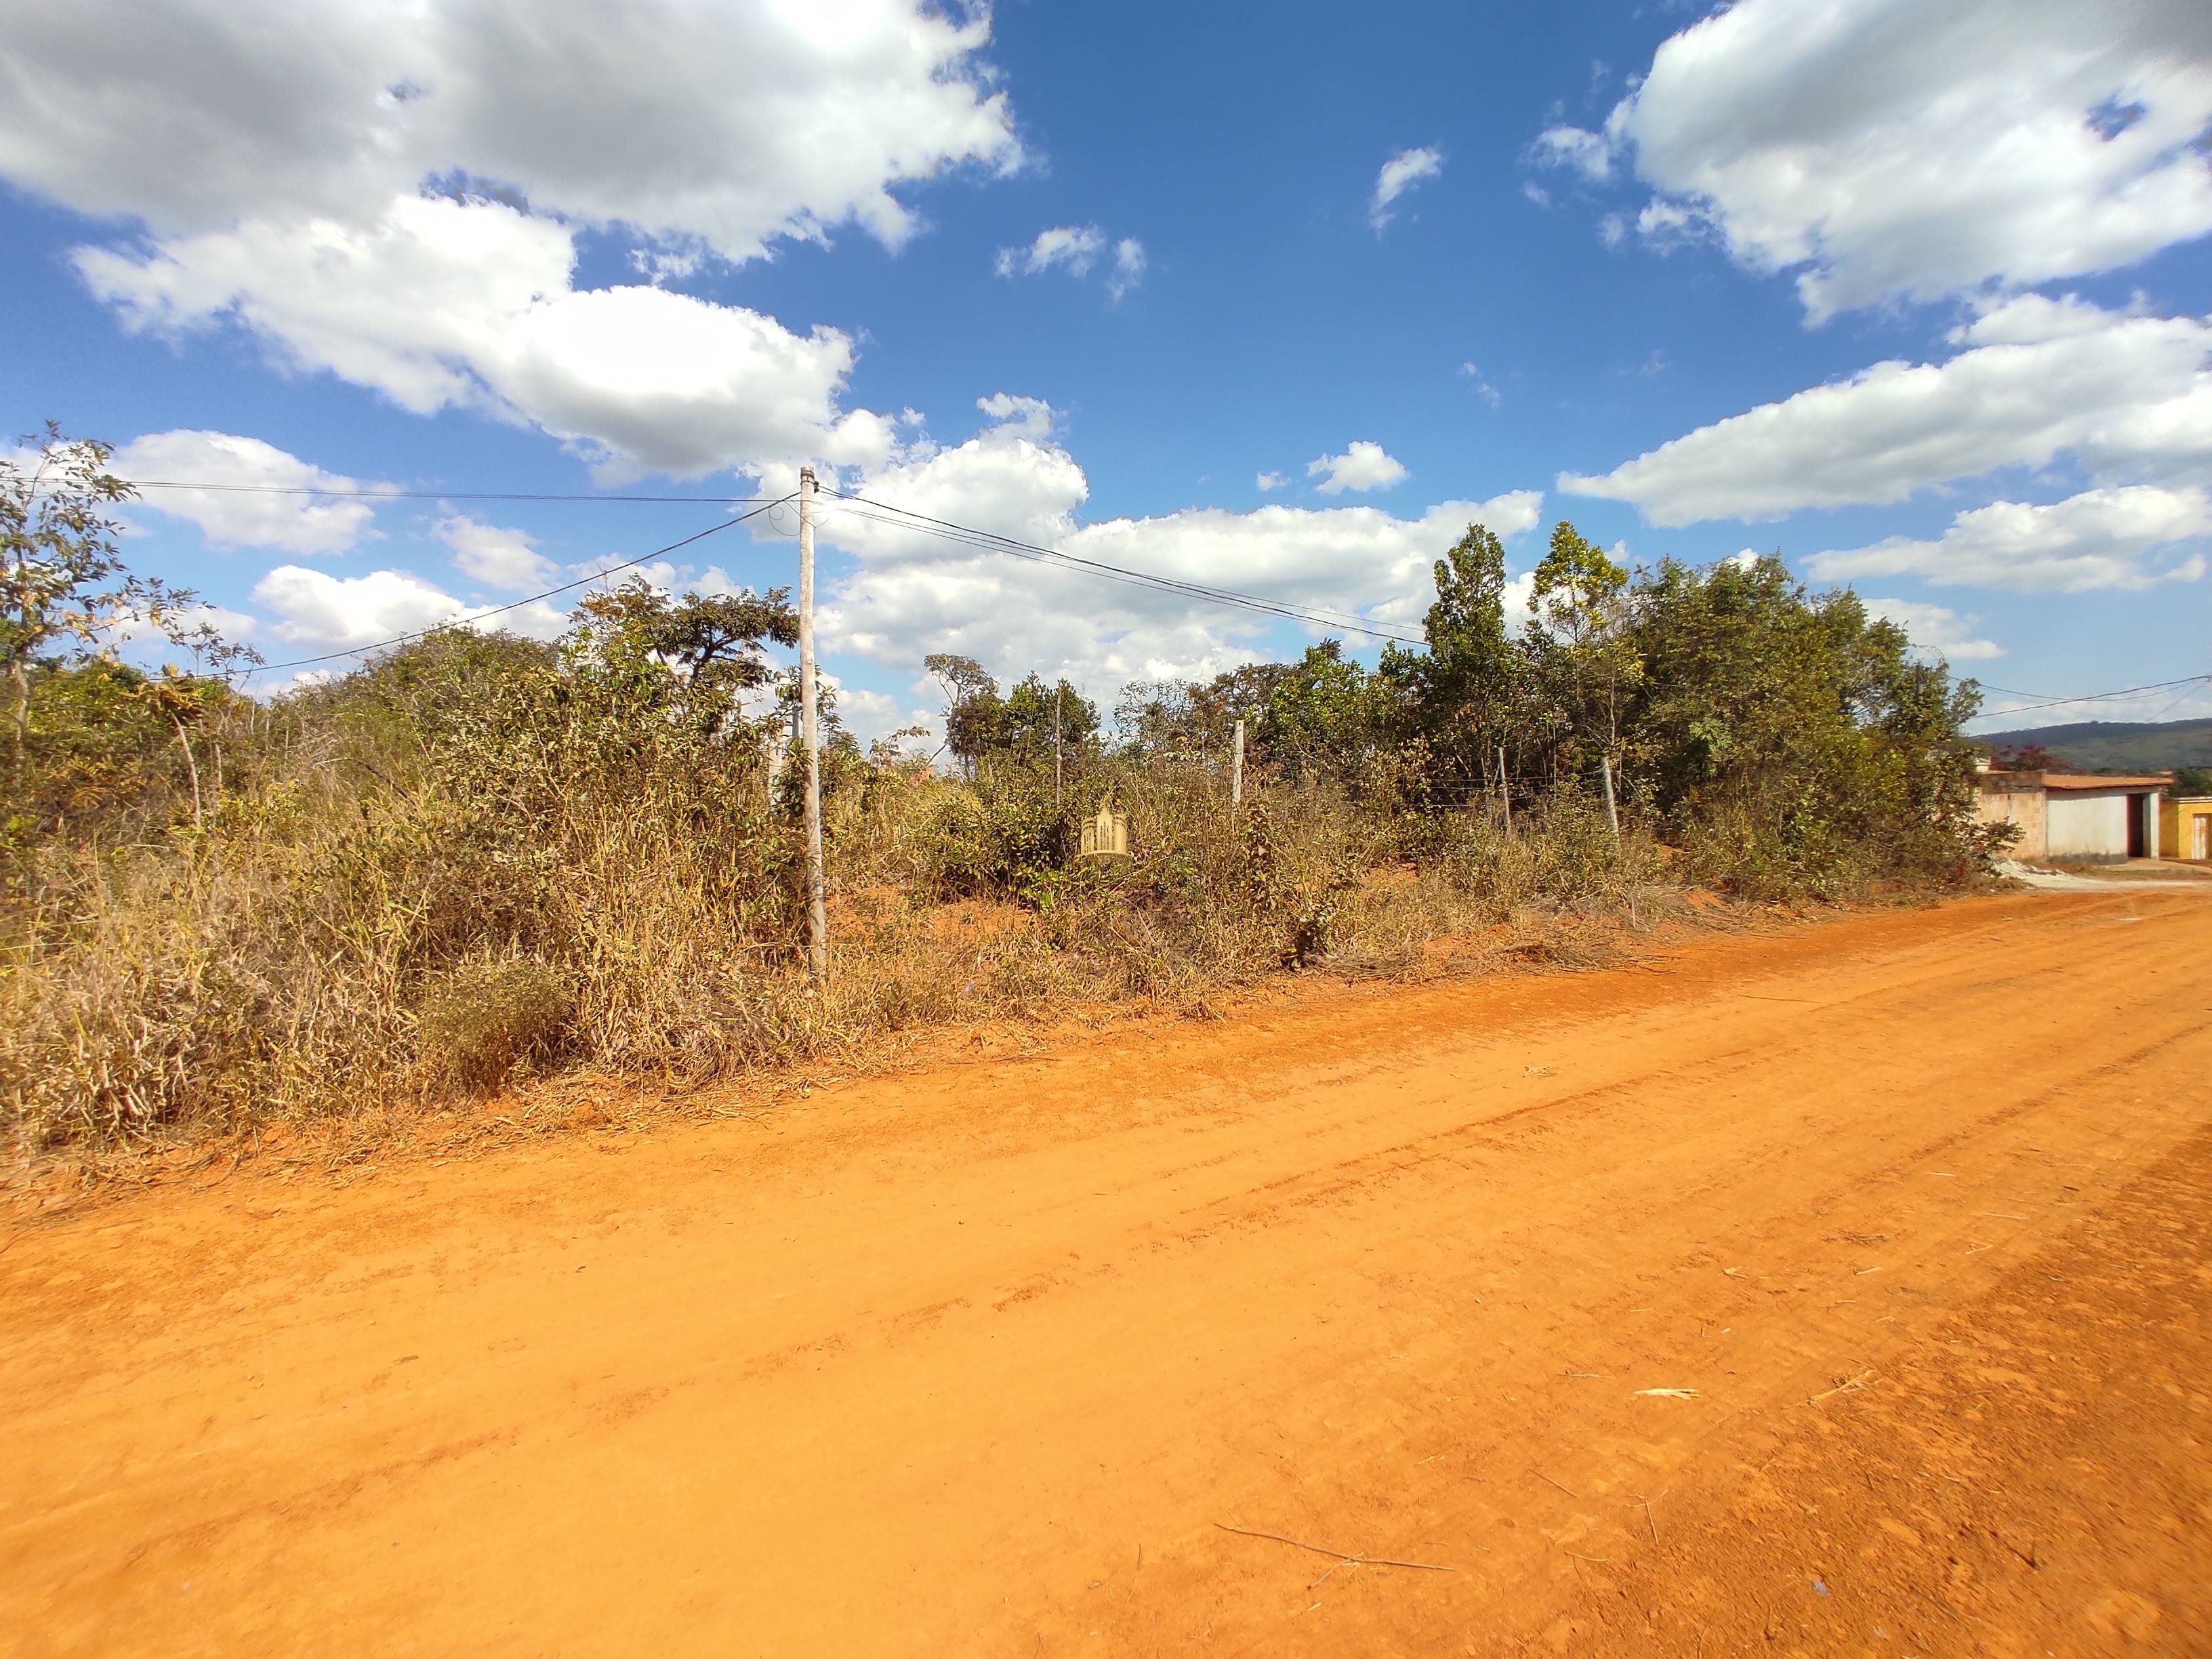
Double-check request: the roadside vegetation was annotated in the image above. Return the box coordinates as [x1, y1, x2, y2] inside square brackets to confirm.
[3, 432, 2004, 1159]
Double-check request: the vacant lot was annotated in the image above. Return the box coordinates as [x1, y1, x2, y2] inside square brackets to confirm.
[5, 889, 2207, 1656]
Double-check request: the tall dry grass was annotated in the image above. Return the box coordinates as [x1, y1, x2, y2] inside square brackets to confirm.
[2, 644, 1669, 1166]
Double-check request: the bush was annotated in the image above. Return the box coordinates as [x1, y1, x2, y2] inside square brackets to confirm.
[417, 958, 576, 1090]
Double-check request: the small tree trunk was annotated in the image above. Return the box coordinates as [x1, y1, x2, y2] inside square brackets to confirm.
[7, 653, 27, 802]
[167, 709, 203, 829]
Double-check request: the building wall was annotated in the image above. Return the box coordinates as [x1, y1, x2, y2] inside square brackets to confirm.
[2047, 792, 2135, 861]
[2163, 798, 2212, 862]
[1975, 782, 2045, 860]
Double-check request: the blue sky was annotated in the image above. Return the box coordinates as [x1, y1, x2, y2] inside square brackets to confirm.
[3, 0, 2208, 739]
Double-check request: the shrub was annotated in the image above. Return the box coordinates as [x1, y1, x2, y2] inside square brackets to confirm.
[417, 958, 577, 1090]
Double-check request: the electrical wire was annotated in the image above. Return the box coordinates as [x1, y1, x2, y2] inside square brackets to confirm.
[1968, 673, 2211, 722]
[125, 480, 775, 506]
[127, 470, 2203, 712]
[241, 495, 792, 676]
[817, 489, 1432, 647]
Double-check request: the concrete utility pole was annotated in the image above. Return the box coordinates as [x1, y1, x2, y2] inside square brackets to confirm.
[1230, 716, 1245, 810]
[1599, 753, 1621, 841]
[1498, 744, 1513, 840]
[798, 467, 827, 984]
[1054, 680, 1064, 809]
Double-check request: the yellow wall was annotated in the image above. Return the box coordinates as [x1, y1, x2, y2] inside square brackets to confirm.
[2163, 798, 2212, 862]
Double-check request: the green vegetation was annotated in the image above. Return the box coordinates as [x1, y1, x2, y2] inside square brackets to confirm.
[2, 433, 2005, 1158]
[1979, 718, 2212, 776]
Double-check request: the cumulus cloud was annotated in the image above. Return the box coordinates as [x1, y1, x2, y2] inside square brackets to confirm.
[2, 1, 1021, 480]
[1256, 470, 1289, 492]
[1561, 298, 2212, 525]
[112, 429, 375, 554]
[80, 194, 897, 482]
[0, 0, 1019, 255]
[1549, 0, 2212, 319]
[1860, 597, 2004, 661]
[973, 392, 1056, 440]
[436, 514, 554, 590]
[252, 563, 566, 651]
[811, 405, 1539, 693]
[1370, 146, 1444, 231]
[1307, 441, 1409, 495]
[1811, 486, 2211, 594]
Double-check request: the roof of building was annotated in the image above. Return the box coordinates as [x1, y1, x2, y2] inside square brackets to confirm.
[2039, 774, 2173, 791]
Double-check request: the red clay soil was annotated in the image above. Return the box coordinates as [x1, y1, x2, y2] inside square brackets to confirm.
[3, 888, 2208, 1657]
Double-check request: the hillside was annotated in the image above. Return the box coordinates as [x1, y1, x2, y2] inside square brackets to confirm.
[1976, 716, 2212, 773]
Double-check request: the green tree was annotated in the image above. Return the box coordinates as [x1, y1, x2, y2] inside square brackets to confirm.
[1264, 640, 1402, 782]
[1, 427, 190, 799]
[1002, 672, 1098, 764]
[1407, 522, 1521, 799]
[924, 653, 1006, 776]
[1526, 520, 1639, 819]
[1621, 554, 1986, 895]
[569, 579, 796, 732]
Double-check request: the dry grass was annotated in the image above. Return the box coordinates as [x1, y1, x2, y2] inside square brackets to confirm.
[3, 703, 1692, 1181]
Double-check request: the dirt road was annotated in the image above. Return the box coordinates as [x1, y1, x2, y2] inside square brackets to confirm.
[6, 890, 2209, 1656]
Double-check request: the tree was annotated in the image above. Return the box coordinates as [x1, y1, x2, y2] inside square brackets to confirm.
[1264, 640, 1399, 781]
[1, 426, 190, 797]
[924, 653, 1006, 777]
[1526, 520, 1639, 817]
[1620, 554, 1986, 895]
[1002, 672, 1097, 764]
[562, 579, 798, 764]
[1408, 522, 1521, 798]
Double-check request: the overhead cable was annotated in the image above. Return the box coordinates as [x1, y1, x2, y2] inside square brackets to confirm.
[124, 479, 773, 506]
[819, 488, 1430, 646]
[1969, 672, 2211, 722]
[242, 495, 792, 676]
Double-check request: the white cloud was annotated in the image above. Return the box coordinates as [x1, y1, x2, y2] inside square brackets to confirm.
[1561, 298, 2212, 525]
[1370, 146, 1445, 231]
[112, 430, 374, 554]
[1307, 441, 1409, 495]
[811, 406, 1540, 693]
[436, 514, 554, 590]
[80, 194, 896, 482]
[253, 563, 567, 652]
[1459, 363, 1502, 408]
[1529, 124, 1616, 184]
[974, 392, 1055, 439]
[1107, 237, 1146, 301]
[996, 224, 1106, 278]
[995, 225, 1145, 300]
[0, 0, 1019, 258]
[253, 565, 476, 649]
[1567, 0, 2212, 319]
[1256, 470, 1290, 492]
[1860, 597, 2004, 661]
[4, 1, 1021, 481]
[1811, 485, 2212, 593]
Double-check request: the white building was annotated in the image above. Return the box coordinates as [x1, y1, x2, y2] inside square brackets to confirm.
[1975, 769, 2167, 863]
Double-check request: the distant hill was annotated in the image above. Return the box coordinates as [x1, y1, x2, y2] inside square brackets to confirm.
[1973, 717, 2212, 774]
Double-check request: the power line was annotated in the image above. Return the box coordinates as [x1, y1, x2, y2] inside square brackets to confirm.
[820, 488, 1431, 646]
[243, 495, 792, 676]
[125, 479, 775, 506]
[1969, 673, 2211, 723]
